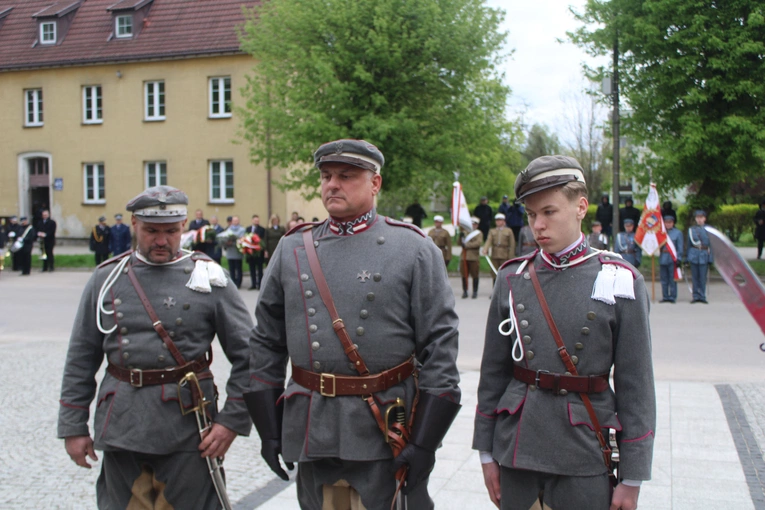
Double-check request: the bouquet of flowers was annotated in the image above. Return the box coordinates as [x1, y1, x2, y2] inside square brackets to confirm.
[236, 233, 262, 256]
[195, 225, 217, 244]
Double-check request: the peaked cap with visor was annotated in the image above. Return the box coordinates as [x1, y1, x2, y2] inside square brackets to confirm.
[314, 139, 385, 174]
[514, 155, 586, 202]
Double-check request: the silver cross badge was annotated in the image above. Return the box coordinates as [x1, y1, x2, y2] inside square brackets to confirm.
[357, 270, 371, 283]
[163, 296, 176, 308]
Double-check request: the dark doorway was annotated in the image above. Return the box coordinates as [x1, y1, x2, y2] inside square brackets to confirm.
[28, 157, 50, 224]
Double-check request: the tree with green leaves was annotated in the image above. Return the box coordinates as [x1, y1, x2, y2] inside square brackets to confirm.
[238, 0, 521, 202]
[570, 0, 765, 210]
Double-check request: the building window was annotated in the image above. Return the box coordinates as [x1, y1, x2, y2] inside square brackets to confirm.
[40, 21, 56, 44]
[83, 85, 103, 124]
[116, 15, 132, 38]
[144, 81, 165, 121]
[84, 163, 105, 203]
[209, 77, 232, 118]
[209, 160, 234, 202]
[145, 161, 167, 188]
[25, 89, 44, 127]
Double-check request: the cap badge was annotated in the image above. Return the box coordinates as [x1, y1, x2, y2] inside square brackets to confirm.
[357, 270, 371, 283]
[163, 296, 176, 308]
[334, 141, 344, 154]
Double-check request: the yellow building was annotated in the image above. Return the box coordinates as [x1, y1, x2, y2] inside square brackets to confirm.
[0, 0, 323, 237]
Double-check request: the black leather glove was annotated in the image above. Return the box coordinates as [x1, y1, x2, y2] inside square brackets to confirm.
[261, 438, 294, 481]
[391, 443, 435, 494]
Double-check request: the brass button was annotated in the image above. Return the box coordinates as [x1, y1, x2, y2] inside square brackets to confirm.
[516, 304, 525, 313]
[356, 327, 365, 336]
[559, 389, 568, 396]
[564, 371, 572, 376]
[176, 318, 182, 326]
[360, 309, 369, 319]
[301, 274, 309, 281]
[184, 267, 192, 274]
[312, 341, 320, 351]
[123, 267, 129, 274]
[313, 361, 321, 370]
[581, 327, 590, 335]
[523, 335, 531, 344]
[353, 343, 359, 349]
[523, 272, 530, 280]
[309, 325, 318, 333]
[366, 293, 375, 301]
[169, 331, 175, 338]
[117, 312, 124, 319]
[114, 298, 122, 306]
[575, 342, 584, 350]
[377, 237, 385, 245]
[587, 311, 596, 320]
[373, 273, 382, 282]
[122, 352, 130, 360]
[526, 350, 535, 360]
[520, 320, 529, 328]
[121, 338, 129, 346]
[183, 304, 190, 310]
[305, 290, 314, 298]
[162, 343, 168, 350]
[158, 355, 165, 362]
[571, 355, 579, 365]
[308, 308, 316, 317]
[120, 327, 128, 335]
[362, 383, 368, 389]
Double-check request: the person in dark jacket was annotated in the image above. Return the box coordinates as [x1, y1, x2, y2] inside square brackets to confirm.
[473, 196, 493, 241]
[36, 209, 57, 272]
[6, 216, 21, 271]
[619, 197, 642, 232]
[595, 195, 613, 237]
[16, 217, 36, 275]
[264, 214, 286, 266]
[404, 201, 428, 228]
[90, 216, 112, 265]
[755, 200, 765, 259]
[245, 214, 266, 290]
[661, 201, 677, 224]
[109, 214, 132, 256]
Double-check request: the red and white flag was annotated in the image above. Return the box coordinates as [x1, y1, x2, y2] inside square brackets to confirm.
[452, 182, 473, 233]
[635, 183, 682, 279]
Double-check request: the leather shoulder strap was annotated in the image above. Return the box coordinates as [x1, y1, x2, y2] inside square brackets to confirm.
[125, 262, 188, 366]
[527, 260, 612, 469]
[302, 228, 370, 376]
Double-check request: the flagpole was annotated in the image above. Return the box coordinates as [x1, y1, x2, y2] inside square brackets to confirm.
[651, 255, 656, 303]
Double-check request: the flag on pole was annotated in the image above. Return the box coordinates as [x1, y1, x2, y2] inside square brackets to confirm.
[634, 183, 667, 256]
[452, 182, 473, 233]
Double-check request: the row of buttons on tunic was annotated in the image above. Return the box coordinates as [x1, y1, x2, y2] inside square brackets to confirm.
[113, 298, 191, 366]
[516, 303, 599, 363]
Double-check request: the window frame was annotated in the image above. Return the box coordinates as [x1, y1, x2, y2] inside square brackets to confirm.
[145, 161, 167, 188]
[209, 160, 234, 203]
[208, 76, 232, 119]
[83, 163, 106, 204]
[40, 21, 56, 44]
[144, 80, 166, 121]
[82, 85, 103, 124]
[115, 14, 133, 38]
[24, 89, 44, 127]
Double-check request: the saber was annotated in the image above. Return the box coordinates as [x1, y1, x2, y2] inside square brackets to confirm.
[704, 226, 765, 351]
[485, 255, 498, 276]
[178, 372, 233, 510]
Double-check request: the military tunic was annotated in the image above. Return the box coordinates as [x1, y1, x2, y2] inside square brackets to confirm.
[461, 230, 483, 279]
[687, 225, 713, 302]
[474, 247, 655, 498]
[614, 231, 642, 267]
[428, 226, 453, 266]
[659, 227, 684, 303]
[587, 232, 609, 251]
[483, 226, 516, 273]
[249, 211, 460, 507]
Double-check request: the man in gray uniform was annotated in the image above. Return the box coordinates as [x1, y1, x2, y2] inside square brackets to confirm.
[246, 139, 461, 510]
[59, 185, 253, 509]
[614, 218, 642, 268]
[687, 209, 714, 303]
[473, 156, 655, 510]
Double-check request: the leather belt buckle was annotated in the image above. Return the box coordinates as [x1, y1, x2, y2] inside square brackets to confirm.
[534, 369, 549, 389]
[129, 368, 143, 388]
[320, 373, 336, 397]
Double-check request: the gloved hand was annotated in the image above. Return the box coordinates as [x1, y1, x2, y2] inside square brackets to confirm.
[390, 443, 435, 494]
[261, 438, 294, 481]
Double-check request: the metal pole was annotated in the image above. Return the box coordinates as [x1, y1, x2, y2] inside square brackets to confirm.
[611, 36, 620, 238]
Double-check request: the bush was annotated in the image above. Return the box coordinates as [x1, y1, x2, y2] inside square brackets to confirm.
[678, 204, 759, 242]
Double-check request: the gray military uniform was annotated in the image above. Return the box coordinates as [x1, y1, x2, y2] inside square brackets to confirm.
[250, 210, 461, 509]
[58, 251, 253, 508]
[473, 246, 655, 509]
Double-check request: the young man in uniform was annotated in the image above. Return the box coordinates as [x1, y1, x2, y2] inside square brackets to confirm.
[687, 210, 713, 303]
[59, 185, 253, 509]
[460, 217, 484, 298]
[474, 155, 655, 510]
[482, 213, 516, 286]
[614, 219, 642, 268]
[246, 139, 461, 510]
[659, 215, 684, 303]
[428, 214, 452, 268]
[588, 220, 609, 250]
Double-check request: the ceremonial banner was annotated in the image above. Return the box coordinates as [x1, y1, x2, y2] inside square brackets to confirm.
[634, 183, 667, 256]
[451, 182, 472, 232]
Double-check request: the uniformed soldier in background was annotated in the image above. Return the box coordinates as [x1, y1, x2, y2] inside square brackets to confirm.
[614, 218, 642, 268]
[515, 223, 537, 257]
[587, 220, 609, 250]
[90, 216, 112, 265]
[687, 209, 713, 303]
[6, 215, 21, 271]
[474, 155, 655, 510]
[59, 185, 253, 509]
[427, 214, 452, 268]
[659, 215, 684, 303]
[482, 212, 516, 286]
[16, 216, 36, 276]
[461, 217, 484, 299]
[246, 139, 461, 510]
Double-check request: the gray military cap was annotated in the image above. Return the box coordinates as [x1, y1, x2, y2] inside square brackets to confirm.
[314, 139, 385, 174]
[98, 216, 107, 222]
[514, 155, 585, 201]
[126, 185, 188, 223]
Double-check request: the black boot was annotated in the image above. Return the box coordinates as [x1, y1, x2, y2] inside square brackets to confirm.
[461, 278, 468, 298]
[472, 278, 478, 299]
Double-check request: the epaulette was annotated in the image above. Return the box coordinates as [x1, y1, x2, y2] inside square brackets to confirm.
[190, 251, 214, 262]
[285, 220, 325, 237]
[498, 249, 538, 271]
[384, 217, 426, 238]
[97, 250, 132, 269]
[598, 252, 639, 279]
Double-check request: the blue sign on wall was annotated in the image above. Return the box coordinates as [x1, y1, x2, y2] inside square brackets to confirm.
[53, 178, 63, 191]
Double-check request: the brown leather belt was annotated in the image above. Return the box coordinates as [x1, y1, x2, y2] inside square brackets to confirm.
[291, 357, 415, 397]
[513, 364, 609, 394]
[107, 356, 211, 388]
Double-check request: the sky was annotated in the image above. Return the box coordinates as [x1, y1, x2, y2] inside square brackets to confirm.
[487, 0, 610, 138]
